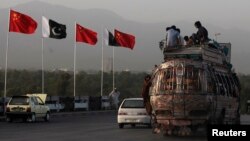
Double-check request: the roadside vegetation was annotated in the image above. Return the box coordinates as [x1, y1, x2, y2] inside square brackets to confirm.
[0, 70, 249, 113]
[0, 70, 146, 101]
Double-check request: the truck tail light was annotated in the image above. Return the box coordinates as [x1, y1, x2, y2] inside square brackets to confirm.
[26, 107, 31, 112]
[118, 112, 128, 115]
[137, 112, 147, 115]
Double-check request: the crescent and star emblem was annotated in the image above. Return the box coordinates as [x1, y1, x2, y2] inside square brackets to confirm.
[52, 27, 61, 36]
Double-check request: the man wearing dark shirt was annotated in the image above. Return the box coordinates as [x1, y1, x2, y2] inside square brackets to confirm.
[141, 75, 152, 115]
[194, 21, 209, 44]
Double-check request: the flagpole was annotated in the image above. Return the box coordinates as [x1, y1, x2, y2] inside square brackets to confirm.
[101, 28, 104, 97]
[41, 38, 44, 93]
[41, 13, 45, 94]
[74, 22, 76, 101]
[112, 46, 115, 90]
[4, 8, 11, 114]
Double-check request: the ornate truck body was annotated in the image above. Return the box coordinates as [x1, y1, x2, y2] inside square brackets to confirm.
[149, 43, 240, 135]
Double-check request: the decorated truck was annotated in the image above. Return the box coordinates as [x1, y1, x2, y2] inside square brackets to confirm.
[148, 41, 240, 136]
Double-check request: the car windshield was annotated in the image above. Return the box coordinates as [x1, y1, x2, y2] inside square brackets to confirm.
[102, 99, 109, 102]
[121, 100, 144, 108]
[9, 96, 29, 105]
[75, 99, 87, 103]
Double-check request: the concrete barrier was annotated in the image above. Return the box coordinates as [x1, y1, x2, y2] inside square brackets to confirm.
[0, 110, 116, 122]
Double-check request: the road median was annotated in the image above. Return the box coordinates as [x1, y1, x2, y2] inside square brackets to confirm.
[51, 110, 116, 117]
[0, 110, 116, 122]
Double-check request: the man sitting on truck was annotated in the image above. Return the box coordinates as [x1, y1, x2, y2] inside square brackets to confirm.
[194, 21, 209, 44]
[166, 25, 180, 48]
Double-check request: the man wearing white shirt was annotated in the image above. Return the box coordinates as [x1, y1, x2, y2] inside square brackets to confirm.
[166, 26, 179, 47]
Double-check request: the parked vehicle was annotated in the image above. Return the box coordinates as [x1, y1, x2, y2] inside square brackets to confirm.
[101, 96, 111, 110]
[6, 94, 50, 122]
[46, 100, 64, 112]
[247, 100, 250, 114]
[117, 98, 151, 128]
[74, 99, 89, 111]
[0, 97, 10, 115]
[0, 102, 4, 115]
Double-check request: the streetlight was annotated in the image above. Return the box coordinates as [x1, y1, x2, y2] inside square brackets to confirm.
[215, 33, 221, 42]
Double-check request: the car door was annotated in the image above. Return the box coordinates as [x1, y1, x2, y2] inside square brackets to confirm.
[31, 97, 40, 117]
[36, 97, 46, 117]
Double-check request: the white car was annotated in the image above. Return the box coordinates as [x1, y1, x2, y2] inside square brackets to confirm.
[74, 99, 89, 111]
[46, 101, 64, 112]
[117, 98, 151, 128]
[101, 96, 111, 110]
[6, 94, 50, 122]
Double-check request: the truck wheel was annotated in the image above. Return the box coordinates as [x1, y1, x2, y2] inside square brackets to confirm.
[44, 112, 50, 122]
[119, 123, 124, 129]
[22, 118, 27, 122]
[217, 109, 225, 124]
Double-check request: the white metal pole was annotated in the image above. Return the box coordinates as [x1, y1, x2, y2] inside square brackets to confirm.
[4, 8, 10, 113]
[42, 37, 44, 93]
[4, 25, 9, 99]
[101, 28, 104, 97]
[112, 46, 115, 90]
[74, 22, 76, 99]
[41, 13, 45, 94]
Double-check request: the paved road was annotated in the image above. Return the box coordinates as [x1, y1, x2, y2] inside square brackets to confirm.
[240, 114, 250, 125]
[0, 112, 207, 141]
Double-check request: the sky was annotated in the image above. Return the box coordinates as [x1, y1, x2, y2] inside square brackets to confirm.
[1, 0, 250, 31]
[0, 0, 250, 73]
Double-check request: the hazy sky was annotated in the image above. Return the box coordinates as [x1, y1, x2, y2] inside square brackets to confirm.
[1, 0, 250, 31]
[1, 0, 250, 73]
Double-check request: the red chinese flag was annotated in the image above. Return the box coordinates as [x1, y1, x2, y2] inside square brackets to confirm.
[76, 24, 97, 45]
[9, 10, 37, 34]
[114, 29, 135, 50]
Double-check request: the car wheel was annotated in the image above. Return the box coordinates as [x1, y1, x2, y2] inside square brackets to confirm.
[30, 113, 36, 123]
[131, 124, 136, 128]
[6, 117, 13, 123]
[119, 123, 124, 129]
[44, 112, 50, 122]
[148, 123, 152, 128]
[22, 118, 27, 122]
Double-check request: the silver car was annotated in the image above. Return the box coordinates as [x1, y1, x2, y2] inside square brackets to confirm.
[6, 94, 50, 122]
